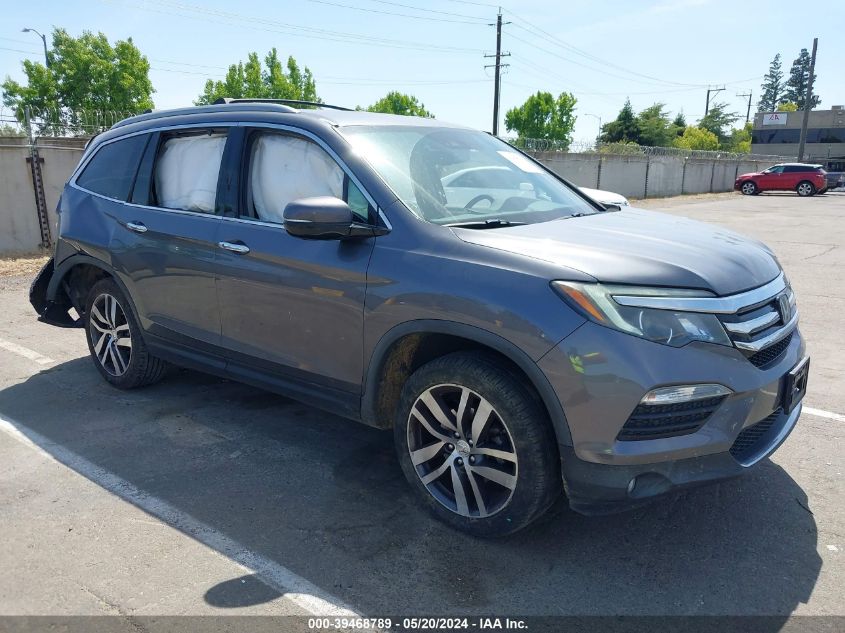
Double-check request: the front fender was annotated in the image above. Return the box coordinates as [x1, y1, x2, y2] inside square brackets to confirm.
[361, 319, 573, 446]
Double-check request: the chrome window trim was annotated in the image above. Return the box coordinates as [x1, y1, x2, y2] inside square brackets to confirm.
[69, 120, 392, 231]
[612, 273, 786, 314]
[732, 310, 799, 352]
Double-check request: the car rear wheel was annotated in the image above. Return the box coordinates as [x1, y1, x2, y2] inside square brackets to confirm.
[85, 278, 168, 389]
[740, 181, 757, 195]
[394, 351, 560, 537]
[796, 181, 816, 197]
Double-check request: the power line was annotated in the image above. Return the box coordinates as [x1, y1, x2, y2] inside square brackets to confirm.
[104, 0, 484, 54]
[505, 30, 702, 89]
[306, 0, 487, 24]
[503, 10, 706, 88]
[367, 0, 488, 20]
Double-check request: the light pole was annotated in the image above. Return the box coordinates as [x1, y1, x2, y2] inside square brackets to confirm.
[584, 113, 602, 147]
[22, 27, 50, 68]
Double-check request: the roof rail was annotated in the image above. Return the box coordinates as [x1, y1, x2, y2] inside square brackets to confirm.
[212, 97, 352, 111]
[110, 102, 298, 129]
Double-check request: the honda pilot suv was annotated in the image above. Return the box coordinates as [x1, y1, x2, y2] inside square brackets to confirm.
[30, 100, 809, 536]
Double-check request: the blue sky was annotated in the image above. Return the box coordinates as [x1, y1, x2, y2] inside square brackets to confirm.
[2, 0, 842, 142]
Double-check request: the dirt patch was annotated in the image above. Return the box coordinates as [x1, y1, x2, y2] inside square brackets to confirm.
[0, 254, 48, 278]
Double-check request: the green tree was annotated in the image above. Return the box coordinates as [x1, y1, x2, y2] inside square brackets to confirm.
[698, 102, 739, 146]
[673, 126, 719, 150]
[364, 91, 433, 117]
[2, 28, 154, 133]
[782, 48, 820, 110]
[757, 54, 783, 112]
[195, 48, 317, 105]
[600, 98, 639, 144]
[504, 91, 577, 147]
[0, 124, 25, 137]
[727, 122, 752, 153]
[671, 112, 686, 136]
[777, 101, 798, 112]
[635, 103, 675, 147]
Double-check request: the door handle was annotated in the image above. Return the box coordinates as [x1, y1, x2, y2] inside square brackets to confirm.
[126, 221, 148, 233]
[218, 241, 250, 254]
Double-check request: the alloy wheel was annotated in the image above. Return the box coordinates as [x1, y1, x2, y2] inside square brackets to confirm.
[407, 384, 518, 518]
[88, 293, 132, 376]
[741, 182, 756, 195]
[797, 183, 814, 196]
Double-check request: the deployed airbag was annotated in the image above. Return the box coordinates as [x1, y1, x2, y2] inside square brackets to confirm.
[251, 135, 344, 223]
[154, 134, 226, 212]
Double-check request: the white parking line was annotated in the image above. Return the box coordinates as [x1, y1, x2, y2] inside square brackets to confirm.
[0, 337, 55, 365]
[0, 414, 359, 618]
[804, 407, 845, 423]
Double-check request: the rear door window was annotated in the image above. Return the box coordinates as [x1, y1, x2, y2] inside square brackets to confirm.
[76, 134, 149, 200]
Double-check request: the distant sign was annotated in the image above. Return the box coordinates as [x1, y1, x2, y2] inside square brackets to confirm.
[762, 113, 788, 125]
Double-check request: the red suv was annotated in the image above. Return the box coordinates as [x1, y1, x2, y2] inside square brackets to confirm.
[735, 163, 827, 197]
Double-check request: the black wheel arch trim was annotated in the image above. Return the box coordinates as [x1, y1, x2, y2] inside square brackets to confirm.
[44, 253, 142, 330]
[361, 319, 573, 446]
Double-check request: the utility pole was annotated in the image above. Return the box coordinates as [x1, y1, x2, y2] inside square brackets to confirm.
[797, 37, 818, 163]
[737, 91, 752, 124]
[705, 86, 725, 116]
[484, 8, 510, 136]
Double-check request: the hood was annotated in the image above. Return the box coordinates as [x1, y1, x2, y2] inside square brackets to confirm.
[453, 208, 780, 296]
[738, 171, 762, 178]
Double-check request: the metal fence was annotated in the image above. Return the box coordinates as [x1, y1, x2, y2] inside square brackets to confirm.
[508, 137, 787, 162]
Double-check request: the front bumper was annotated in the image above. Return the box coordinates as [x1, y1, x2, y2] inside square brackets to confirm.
[559, 404, 802, 514]
[538, 320, 806, 514]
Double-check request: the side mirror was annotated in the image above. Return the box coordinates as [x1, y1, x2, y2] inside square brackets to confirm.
[283, 197, 387, 240]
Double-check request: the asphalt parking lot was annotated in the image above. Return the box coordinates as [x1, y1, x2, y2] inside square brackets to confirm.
[0, 191, 843, 626]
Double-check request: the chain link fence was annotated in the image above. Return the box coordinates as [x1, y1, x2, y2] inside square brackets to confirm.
[508, 137, 787, 162]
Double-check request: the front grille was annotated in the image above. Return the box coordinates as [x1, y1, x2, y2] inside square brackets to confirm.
[720, 289, 795, 368]
[730, 409, 781, 464]
[617, 395, 727, 441]
[748, 332, 793, 367]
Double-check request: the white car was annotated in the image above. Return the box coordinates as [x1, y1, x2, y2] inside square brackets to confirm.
[441, 166, 629, 211]
[578, 186, 630, 207]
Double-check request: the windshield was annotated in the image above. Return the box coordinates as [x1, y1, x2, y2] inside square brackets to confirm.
[340, 125, 599, 226]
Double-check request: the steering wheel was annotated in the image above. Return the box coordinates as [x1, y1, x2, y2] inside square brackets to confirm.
[464, 194, 495, 212]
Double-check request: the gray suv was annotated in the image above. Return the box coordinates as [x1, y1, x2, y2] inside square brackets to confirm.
[30, 100, 810, 536]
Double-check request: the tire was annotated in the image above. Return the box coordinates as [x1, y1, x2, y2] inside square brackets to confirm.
[394, 351, 560, 537]
[796, 181, 816, 197]
[84, 278, 168, 389]
[740, 181, 757, 196]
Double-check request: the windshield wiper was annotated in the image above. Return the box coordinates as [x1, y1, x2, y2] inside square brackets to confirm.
[445, 219, 525, 229]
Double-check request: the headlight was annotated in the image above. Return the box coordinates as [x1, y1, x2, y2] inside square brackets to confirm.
[552, 281, 731, 347]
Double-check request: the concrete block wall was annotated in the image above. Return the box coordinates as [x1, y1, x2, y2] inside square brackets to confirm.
[598, 155, 649, 199]
[644, 155, 684, 197]
[529, 151, 784, 199]
[0, 137, 85, 256]
[532, 151, 601, 188]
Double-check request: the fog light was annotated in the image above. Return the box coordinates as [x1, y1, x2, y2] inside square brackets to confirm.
[640, 384, 732, 406]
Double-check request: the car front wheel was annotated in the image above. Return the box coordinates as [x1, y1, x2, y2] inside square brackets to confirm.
[394, 352, 560, 537]
[740, 181, 758, 195]
[85, 278, 168, 389]
[796, 181, 816, 197]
